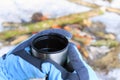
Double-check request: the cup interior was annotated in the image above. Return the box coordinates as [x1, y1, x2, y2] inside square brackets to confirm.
[32, 33, 68, 53]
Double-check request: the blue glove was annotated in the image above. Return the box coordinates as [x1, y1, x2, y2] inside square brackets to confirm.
[0, 29, 98, 80]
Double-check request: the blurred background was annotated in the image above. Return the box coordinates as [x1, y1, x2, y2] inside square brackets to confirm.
[0, 0, 120, 80]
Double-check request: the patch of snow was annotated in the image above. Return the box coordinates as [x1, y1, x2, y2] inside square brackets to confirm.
[107, 69, 120, 80]
[0, 45, 15, 57]
[88, 46, 110, 60]
[96, 69, 120, 80]
[111, 0, 120, 9]
[91, 12, 120, 41]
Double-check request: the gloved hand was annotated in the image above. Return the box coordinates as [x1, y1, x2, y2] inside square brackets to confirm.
[0, 29, 98, 80]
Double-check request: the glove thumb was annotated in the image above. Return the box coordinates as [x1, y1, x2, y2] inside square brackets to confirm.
[67, 43, 89, 80]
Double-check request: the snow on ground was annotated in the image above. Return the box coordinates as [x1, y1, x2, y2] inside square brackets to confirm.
[96, 69, 120, 80]
[0, 45, 15, 57]
[91, 12, 120, 41]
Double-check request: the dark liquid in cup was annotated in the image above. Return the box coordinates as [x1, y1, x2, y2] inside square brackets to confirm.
[32, 33, 68, 53]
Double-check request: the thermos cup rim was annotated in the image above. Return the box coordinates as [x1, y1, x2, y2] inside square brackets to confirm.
[31, 33, 68, 54]
[38, 29, 72, 40]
